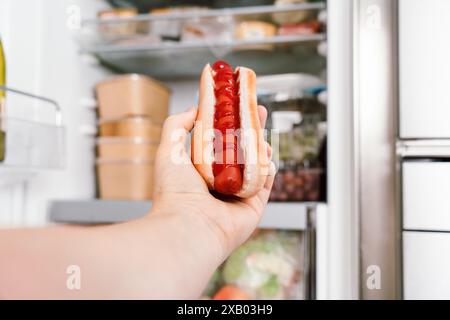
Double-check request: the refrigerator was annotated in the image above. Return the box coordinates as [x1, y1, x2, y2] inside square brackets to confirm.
[3, 0, 446, 300]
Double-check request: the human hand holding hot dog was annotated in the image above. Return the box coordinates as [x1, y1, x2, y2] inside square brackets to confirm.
[0, 61, 275, 300]
[152, 61, 275, 257]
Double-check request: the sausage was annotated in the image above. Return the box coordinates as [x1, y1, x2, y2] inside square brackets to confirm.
[214, 166, 243, 195]
[211, 60, 243, 195]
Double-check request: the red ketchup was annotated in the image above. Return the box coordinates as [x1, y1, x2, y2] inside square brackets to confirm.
[211, 60, 243, 195]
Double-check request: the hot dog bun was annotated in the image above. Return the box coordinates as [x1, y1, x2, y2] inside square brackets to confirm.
[191, 63, 269, 198]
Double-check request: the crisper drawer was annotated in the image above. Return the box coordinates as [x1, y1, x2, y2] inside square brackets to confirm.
[403, 231, 450, 299]
[403, 161, 450, 231]
[399, 0, 450, 138]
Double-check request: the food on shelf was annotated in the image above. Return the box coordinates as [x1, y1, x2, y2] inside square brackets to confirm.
[95, 74, 170, 200]
[96, 74, 170, 122]
[98, 7, 139, 36]
[234, 21, 277, 50]
[257, 74, 326, 202]
[191, 60, 269, 197]
[235, 21, 277, 40]
[272, 0, 314, 25]
[98, 7, 138, 19]
[204, 230, 304, 300]
[269, 106, 325, 202]
[149, 7, 209, 41]
[181, 16, 234, 43]
[270, 165, 322, 201]
[278, 21, 321, 36]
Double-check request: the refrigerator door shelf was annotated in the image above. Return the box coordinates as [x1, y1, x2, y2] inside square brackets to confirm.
[0, 87, 65, 172]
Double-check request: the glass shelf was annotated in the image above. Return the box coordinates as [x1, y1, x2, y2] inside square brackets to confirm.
[48, 199, 324, 230]
[85, 3, 325, 24]
[78, 3, 327, 79]
[0, 87, 65, 172]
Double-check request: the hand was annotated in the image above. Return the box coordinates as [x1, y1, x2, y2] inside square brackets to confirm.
[151, 106, 276, 260]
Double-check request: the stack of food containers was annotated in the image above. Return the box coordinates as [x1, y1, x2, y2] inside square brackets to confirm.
[95, 74, 170, 200]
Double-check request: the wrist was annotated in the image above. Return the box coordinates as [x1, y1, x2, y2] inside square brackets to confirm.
[149, 199, 228, 264]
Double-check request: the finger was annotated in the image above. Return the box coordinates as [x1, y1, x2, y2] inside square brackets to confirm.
[267, 142, 272, 160]
[257, 105, 268, 129]
[159, 107, 197, 151]
[245, 161, 275, 211]
[264, 161, 277, 191]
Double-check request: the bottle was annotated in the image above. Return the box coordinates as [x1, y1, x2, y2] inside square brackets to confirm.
[0, 36, 6, 161]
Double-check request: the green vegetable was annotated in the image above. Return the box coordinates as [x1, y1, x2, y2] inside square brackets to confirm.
[259, 274, 280, 298]
[223, 238, 278, 283]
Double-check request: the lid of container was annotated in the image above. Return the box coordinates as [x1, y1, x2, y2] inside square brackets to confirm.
[95, 74, 171, 94]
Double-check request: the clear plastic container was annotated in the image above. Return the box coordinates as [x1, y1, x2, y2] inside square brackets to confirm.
[0, 86, 65, 169]
[97, 158, 154, 200]
[98, 116, 162, 140]
[97, 137, 159, 160]
[97, 8, 139, 37]
[95, 74, 170, 122]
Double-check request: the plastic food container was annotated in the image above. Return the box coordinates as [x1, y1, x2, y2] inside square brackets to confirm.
[234, 21, 277, 50]
[272, 0, 313, 24]
[98, 116, 162, 140]
[97, 137, 159, 160]
[96, 74, 170, 122]
[181, 16, 235, 43]
[97, 158, 154, 200]
[98, 8, 139, 36]
[149, 7, 209, 40]
[270, 164, 322, 202]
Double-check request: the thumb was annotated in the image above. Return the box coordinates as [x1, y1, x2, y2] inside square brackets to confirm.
[158, 107, 197, 155]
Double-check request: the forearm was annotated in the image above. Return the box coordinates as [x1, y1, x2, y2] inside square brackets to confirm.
[0, 210, 223, 299]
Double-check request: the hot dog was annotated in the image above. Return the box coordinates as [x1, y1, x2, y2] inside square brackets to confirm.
[191, 61, 269, 198]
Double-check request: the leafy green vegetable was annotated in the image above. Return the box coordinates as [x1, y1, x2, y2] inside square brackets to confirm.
[259, 274, 280, 298]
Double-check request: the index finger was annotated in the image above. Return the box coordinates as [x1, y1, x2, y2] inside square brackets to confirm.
[257, 105, 268, 129]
